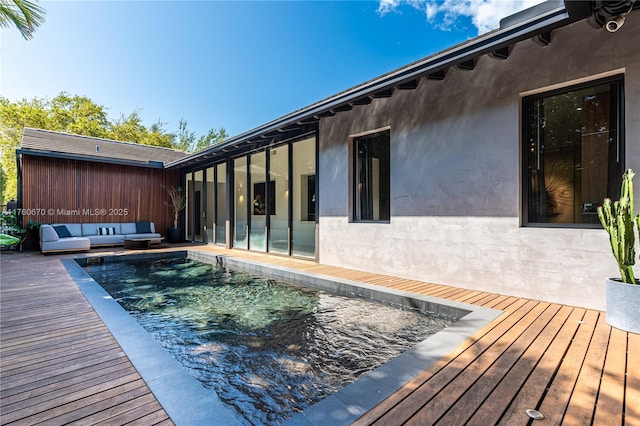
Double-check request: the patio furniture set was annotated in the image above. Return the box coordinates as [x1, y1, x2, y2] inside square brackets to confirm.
[39, 221, 163, 253]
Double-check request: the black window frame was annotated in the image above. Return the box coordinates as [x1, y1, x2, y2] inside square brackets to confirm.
[521, 75, 625, 228]
[352, 129, 391, 223]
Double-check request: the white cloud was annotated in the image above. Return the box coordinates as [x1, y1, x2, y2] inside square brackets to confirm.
[378, 0, 547, 34]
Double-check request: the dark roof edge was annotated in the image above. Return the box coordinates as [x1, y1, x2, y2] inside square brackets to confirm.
[22, 127, 188, 156]
[16, 149, 166, 168]
[166, 0, 580, 169]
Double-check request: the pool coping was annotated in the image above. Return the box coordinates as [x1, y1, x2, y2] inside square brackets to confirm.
[63, 251, 502, 426]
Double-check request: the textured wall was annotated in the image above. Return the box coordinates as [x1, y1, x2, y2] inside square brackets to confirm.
[20, 156, 181, 249]
[318, 16, 640, 310]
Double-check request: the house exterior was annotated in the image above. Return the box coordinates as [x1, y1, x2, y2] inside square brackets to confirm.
[17, 0, 639, 310]
[17, 128, 186, 248]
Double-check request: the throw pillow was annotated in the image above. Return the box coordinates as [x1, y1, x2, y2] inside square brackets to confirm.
[53, 225, 72, 238]
[136, 221, 152, 233]
[98, 227, 117, 235]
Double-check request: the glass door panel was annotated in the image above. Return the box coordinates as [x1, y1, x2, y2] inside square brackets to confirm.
[215, 162, 227, 245]
[192, 170, 204, 242]
[185, 173, 193, 241]
[268, 146, 289, 254]
[233, 157, 248, 249]
[250, 152, 267, 252]
[292, 137, 316, 258]
[206, 167, 214, 243]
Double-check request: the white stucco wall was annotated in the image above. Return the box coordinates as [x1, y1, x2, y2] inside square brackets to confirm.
[318, 16, 640, 311]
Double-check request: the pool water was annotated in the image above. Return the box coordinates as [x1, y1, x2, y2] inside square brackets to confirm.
[86, 258, 452, 425]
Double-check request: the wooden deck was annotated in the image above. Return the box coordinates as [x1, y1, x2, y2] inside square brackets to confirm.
[0, 251, 173, 425]
[1, 245, 639, 425]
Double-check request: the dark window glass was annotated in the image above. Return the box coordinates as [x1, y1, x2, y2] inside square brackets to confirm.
[524, 79, 623, 225]
[354, 130, 390, 222]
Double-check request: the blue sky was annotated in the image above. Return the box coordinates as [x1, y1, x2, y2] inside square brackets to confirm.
[0, 1, 543, 139]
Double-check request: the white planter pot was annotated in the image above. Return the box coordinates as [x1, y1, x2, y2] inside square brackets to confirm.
[606, 278, 640, 334]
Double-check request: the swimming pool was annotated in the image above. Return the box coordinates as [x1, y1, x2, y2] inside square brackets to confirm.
[65, 251, 501, 425]
[84, 257, 453, 425]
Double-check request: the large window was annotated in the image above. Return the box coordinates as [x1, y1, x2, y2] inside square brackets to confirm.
[353, 130, 390, 222]
[523, 77, 623, 226]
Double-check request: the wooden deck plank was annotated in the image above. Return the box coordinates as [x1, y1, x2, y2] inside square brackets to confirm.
[626, 331, 640, 424]
[1, 369, 138, 410]
[439, 303, 563, 424]
[592, 325, 627, 425]
[403, 302, 552, 425]
[0, 253, 173, 425]
[465, 304, 574, 426]
[0, 373, 143, 422]
[1, 340, 121, 378]
[354, 298, 533, 426]
[65, 394, 161, 425]
[24, 381, 151, 424]
[0, 335, 116, 367]
[0, 359, 133, 400]
[535, 310, 600, 422]
[563, 312, 611, 424]
[495, 307, 589, 425]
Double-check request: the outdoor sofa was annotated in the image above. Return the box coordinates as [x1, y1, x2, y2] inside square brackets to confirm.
[39, 222, 161, 254]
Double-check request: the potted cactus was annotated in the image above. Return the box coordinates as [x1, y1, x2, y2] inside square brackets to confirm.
[597, 169, 640, 334]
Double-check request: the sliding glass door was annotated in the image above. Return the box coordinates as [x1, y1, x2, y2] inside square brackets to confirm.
[185, 133, 317, 257]
[250, 152, 267, 252]
[215, 162, 227, 245]
[268, 146, 289, 254]
[292, 137, 316, 258]
[233, 157, 248, 249]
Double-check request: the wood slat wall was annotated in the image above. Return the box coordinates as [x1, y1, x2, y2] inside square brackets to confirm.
[20, 156, 181, 249]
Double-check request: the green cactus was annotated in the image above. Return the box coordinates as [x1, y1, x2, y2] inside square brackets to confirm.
[597, 169, 638, 284]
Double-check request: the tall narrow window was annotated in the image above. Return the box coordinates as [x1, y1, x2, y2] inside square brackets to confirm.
[523, 77, 623, 225]
[353, 130, 390, 222]
[215, 162, 227, 245]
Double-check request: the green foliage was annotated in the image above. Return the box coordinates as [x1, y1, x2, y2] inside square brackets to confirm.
[175, 119, 227, 152]
[0, 92, 227, 200]
[0, 0, 45, 40]
[193, 127, 228, 152]
[597, 169, 639, 284]
[0, 208, 26, 249]
[175, 118, 196, 151]
[0, 164, 6, 205]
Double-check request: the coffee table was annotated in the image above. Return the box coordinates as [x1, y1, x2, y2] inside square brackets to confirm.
[124, 237, 164, 249]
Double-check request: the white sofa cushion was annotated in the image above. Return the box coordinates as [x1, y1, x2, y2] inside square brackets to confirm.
[120, 223, 137, 234]
[41, 237, 91, 253]
[40, 224, 59, 242]
[88, 235, 125, 246]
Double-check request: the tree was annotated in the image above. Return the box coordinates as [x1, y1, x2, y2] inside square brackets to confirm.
[0, 0, 45, 40]
[109, 111, 148, 143]
[143, 119, 176, 148]
[0, 164, 6, 205]
[0, 93, 227, 200]
[175, 119, 227, 152]
[0, 96, 50, 200]
[49, 93, 110, 138]
[175, 119, 196, 152]
[193, 127, 228, 152]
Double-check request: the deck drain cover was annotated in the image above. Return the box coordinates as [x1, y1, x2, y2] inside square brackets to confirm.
[526, 409, 544, 420]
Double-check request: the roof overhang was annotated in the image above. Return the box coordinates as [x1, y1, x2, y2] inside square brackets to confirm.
[16, 149, 167, 168]
[167, 0, 630, 170]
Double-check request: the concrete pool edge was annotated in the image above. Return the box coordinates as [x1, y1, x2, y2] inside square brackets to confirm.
[63, 252, 502, 426]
